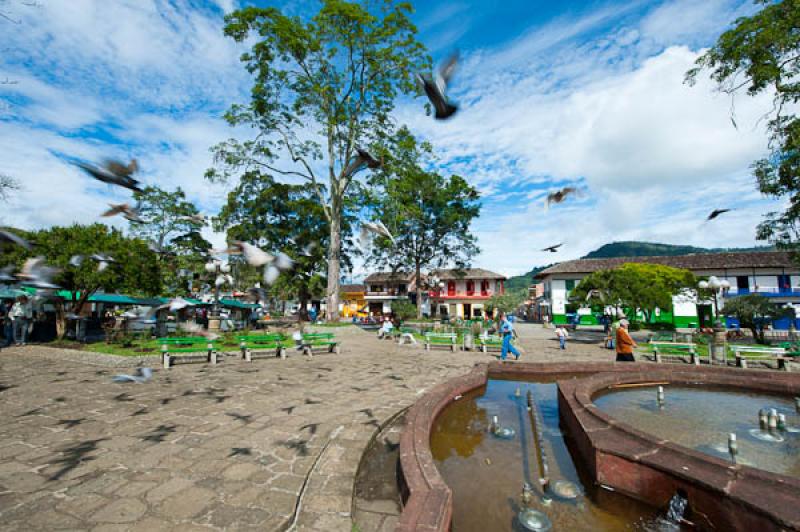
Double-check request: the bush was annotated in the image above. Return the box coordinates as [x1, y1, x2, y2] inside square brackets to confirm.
[391, 300, 417, 322]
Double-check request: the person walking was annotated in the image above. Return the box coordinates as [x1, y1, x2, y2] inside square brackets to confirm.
[615, 319, 637, 362]
[10, 295, 32, 346]
[555, 325, 568, 350]
[498, 311, 521, 360]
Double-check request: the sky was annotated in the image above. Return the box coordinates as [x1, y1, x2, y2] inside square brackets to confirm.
[0, 0, 784, 279]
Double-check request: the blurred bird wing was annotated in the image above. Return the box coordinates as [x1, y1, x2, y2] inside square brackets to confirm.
[104, 159, 131, 176]
[0, 230, 32, 250]
[438, 51, 459, 86]
[101, 204, 125, 217]
[263, 265, 280, 285]
[241, 242, 272, 267]
[275, 252, 294, 270]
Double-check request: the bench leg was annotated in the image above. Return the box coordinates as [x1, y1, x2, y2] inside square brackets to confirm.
[654, 349, 661, 364]
[691, 351, 700, 365]
[425, 343, 430, 351]
[779, 358, 787, 371]
[737, 357, 747, 369]
[304, 346, 313, 358]
[210, 350, 218, 365]
[451, 343, 456, 352]
[245, 349, 252, 362]
[163, 353, 171, 369]
[481, 345, 486, 353]
[240, 347, 247, 360]
[334, 344, 340, 354]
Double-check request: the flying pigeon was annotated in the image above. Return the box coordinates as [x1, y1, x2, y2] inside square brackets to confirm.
[545, 187, 579, 209]
[263, 266, 280, 285]
[17, 257, 60, 289]
[158, 297, 193, 312]
[91, 253, 115, 273]
[585, 289, 606, 301]
[0, 229, 31, 250]
[707, 209, 731, 221]
[360, 220, 395, 248]
[541, 243, 563, 253]
[179, 214, 206, 225]
[231, 241, 272, 267]
[69, 255, 84, 267]
[417, 52, 459, 120]
[342, 147, 382, 177]
[0, 265, 15, 283]
[179, 321, 219, 340]
[101, 203, 143, 223]
[76, 159, 142, 192]
[112, 367, 153, 384]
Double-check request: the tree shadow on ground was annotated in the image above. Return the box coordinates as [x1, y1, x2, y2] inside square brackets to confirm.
[47, 438, 109, 481]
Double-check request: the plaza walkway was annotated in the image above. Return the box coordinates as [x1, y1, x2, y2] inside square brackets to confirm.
[0, 324, 623, 531]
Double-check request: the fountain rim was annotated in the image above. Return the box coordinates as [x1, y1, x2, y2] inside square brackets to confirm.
[396, 361, 800, 532]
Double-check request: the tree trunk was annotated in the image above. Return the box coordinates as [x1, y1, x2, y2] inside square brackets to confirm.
[325, 208, 342, 322]
[54, 299, 66, 340]
[415, 260, 423, 319]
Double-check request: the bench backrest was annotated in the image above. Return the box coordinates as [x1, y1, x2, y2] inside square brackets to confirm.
[425, 332, 456, 339]
[729, 345, 785, 355]
[650, 342, 695, 349]
[303, 333, 335, 340]
[237, 333, 285, 342]
[160, 337, 214, 345]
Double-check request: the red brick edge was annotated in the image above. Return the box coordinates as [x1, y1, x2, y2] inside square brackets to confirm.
[397, 361, 800, 531]
[559, 367, 800, 531]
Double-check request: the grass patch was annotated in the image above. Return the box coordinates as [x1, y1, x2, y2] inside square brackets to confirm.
[311, 322, 354, 328]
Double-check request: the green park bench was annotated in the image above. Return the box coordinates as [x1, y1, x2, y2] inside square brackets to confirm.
[425, 332, 457, 352]
[301, 332, 339, 356]
[478, 334, 504, 353]
[160, 337, 219, 368]
[237, 333, 287, 361]
[648, 332, 676, 343]
[645, 342, 700, 365]
[729, 345, 792, 371]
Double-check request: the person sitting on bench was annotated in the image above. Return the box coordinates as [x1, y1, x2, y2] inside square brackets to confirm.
[377, 317, 394, 339]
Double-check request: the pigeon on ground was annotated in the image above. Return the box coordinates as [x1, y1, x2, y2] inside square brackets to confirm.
[112, 367, 152, 384]
[545, 187, 579, 210]
[101, 203, 143, 223]
[17, 257, 60, 289]
[0, 229, 32, 250]
[417, 52, 459, 120]
[541, 243, 563, 253]
[707, 209, 731, 221]
[360, 220, 395, 248]
[76, 159, 142, 192]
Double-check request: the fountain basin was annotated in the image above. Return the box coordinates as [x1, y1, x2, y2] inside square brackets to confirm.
[397, 362, 800, 531]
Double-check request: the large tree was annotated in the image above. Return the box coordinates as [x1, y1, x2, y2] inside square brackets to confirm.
[572, 263, 697, 323]
[207, 0, 429, 320]
[215, 171, 352, 318]
[686, 0, 800, 252]
[365, 128, 480, 317]
[0, 224, 162, 338]
[130, 186, 211, 295]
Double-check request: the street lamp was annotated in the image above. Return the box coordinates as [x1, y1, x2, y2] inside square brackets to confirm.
[699, 276, 730, 327]
[205, 260, 231, 329]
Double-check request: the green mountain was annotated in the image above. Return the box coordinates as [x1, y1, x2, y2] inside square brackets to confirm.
[505, 241, 774, 290]
[582, 241, 773, 259]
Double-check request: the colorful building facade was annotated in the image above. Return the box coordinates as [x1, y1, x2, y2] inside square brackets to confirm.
[429, 268, 506, 319]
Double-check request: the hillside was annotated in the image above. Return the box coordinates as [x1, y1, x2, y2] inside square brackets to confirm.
[583, 241, 772, 259]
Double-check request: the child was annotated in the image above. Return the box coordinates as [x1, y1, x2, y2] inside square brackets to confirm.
[554, 326, 568, 350]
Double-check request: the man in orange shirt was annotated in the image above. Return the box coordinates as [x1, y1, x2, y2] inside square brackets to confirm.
[615, 319, 637, 362]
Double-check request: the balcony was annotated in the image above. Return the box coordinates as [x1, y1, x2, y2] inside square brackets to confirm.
[725, 287, 800, 297]
[365, 289, 408, 299]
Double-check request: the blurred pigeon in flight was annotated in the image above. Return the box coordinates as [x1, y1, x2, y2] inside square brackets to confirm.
[158, 297, 193, 312]
[417, 52, 459, 120]
[545, 187, 579, 210]
[342, 147, 382, 177]
[179, 321, 219, 340]
[17, 257, 60, 289]
[91, 253, 115, 273]
[101, 203, 143, 223]
[179, 214, 206, 225]
[76, 159, 142, 192]
[229, 241, 272, 267]
[360, 220, 395, 248]
[541, 243, 563, 253]
[0, 229, 31, 250]
[69, 255, 84, 267]
[112, 367, 152, 384]
[706, 208, 731, 221]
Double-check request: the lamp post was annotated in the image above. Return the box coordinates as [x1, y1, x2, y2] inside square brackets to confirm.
[698, 276, 730, 363]
[205, 260, 231, 331]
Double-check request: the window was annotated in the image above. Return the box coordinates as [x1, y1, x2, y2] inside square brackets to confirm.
[398, 284, 407, 294]
[736, 276, 749, 294]
[447, 281, 456, 296]
[565, 280, 576, 291]
[372, 285, 383, 293]
[779, 275, 791, 293]
[481, 280, 489, 296]
[466, 280, 475, 295]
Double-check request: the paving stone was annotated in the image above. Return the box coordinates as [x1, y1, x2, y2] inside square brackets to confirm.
[90, 498, 147, 523]
[222, 462, 262, 481]
[144, 477, 193, 504]
[156, 486, 215, 519]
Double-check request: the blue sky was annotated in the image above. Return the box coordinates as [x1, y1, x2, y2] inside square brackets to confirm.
[0, 0, 783, 277]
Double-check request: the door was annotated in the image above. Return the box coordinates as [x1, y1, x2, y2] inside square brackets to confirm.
[736, 276, 749, 294]
[463, 304, 472, 319]
[696, 304, 713, 328]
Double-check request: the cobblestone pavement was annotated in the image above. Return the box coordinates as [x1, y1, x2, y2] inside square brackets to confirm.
[0, 324, 627, 531]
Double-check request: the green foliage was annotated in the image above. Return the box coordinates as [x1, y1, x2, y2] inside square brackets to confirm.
[506, 264, 553, 291]
[365, 128, 481, 317]
[208, 0, 430, 319]
[485, 289, 527, 316]
[722, 294, 793, 343]
[687, 1, 800, 253]
[572, 263, 697, 322]
[391, 299, 416, 321]
[130, 186, 211, 296]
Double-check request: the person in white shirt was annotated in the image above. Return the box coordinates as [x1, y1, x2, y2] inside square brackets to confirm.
[10, 296, 32, 346]
[377, 317, 394, 339]
[554, 326, 569, 350]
